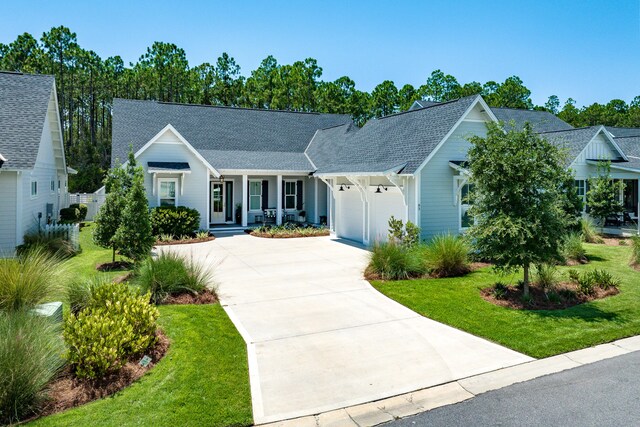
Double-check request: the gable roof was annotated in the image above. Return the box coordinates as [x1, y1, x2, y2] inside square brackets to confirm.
[112, 99, 351, 171]
[491, 107, 574, 133]
[409, 99, 441, 110]
[539, 126, 627, 164]
[0, 71, 55, 170]
[615, 136, 640, 158]
[307, 95, 482, 175]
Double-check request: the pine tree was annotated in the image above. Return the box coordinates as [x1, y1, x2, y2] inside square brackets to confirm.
[114, 168, 154, 262]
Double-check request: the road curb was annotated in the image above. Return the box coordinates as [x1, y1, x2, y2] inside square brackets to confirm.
[258, 335, 640, 427]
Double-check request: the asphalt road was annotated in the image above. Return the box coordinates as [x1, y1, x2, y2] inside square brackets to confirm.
[389, 351, 640, 427]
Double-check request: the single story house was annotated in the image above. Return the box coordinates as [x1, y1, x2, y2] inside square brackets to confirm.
[0, 72, 68, 253]
[112, 95, 640, 245]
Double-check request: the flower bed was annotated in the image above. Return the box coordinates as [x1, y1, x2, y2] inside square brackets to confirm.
[249, 224, 329, 238]
[154, 235, 215, 246]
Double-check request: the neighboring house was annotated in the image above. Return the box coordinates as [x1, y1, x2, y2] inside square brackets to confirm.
[0, 72, 68, 253]
[112, 95, 640, 245]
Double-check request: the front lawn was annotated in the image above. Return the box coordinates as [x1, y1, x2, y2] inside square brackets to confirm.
[30, 223, 253, 427]
[372, 243, 640, 358]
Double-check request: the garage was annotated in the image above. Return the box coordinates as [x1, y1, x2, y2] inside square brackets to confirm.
[368, 187, 406, 243]
[336, 187, 364, 242]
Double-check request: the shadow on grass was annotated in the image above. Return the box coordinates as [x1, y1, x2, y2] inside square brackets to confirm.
[586, 254, 608, 262]
[526, 303, 625, 323]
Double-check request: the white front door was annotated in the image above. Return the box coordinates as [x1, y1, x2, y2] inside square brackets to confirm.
[211, 182, 225, 224]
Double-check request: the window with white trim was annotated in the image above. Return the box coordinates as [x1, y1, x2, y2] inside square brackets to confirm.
[460, 182, 475, 229]
[574, 179, 586, 211]
[284, 181, 297, 210]
[30, 180, 38, 198]
[249, 180, 262, 211]
[158, 178, 178, 207]
[50, 179, 56, 193]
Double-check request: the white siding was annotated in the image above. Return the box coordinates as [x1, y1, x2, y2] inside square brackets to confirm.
[368, 187, 405, 243]
[136, 130, 210, 230]
[336, 188, 364, 241]
[0, 171, 17, 252]
[420, 120, 488, 240]
[570, 133, 624, 179]
[20, 107, 67, 240]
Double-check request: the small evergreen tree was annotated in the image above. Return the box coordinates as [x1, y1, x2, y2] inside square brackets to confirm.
[93, 163, 126, 262]
[467, 122, 573, 297]
[587, 161, 624, 228]
[114, 168, 154, 262]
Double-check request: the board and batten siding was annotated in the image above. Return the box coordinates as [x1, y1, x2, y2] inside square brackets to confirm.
[570, 132, 639, 180]
[136, 129, 210, 230]
[420, 120, 488, 240]
[0, 171, 17, 252]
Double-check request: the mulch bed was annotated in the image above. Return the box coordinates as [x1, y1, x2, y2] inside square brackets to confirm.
[113, 272, 134, 283]
[597, 235, 632, 246]
[249, 230, 330, 238]
[162, 289, 218, 305]
[38, 330, 169, 418]
[154, 236, 216, 246]
[481, 282, 619, 310]
[96, 260, 133, 271]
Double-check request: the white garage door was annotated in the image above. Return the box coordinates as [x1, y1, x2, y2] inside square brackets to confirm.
[369, 189, 405, 243]
[336, 189, 364, 242]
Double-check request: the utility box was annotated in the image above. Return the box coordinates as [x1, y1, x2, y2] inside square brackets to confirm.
[32, 302, 63, 323]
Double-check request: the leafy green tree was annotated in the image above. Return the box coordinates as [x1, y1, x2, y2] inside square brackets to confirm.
[211, 52, 244, 106]
[467, 122, 573, 297]
[114, 169, 154, 262]
[398, 84, 418, 111]
[93, 162, 127, 262]
[587, 161, 625, 228]
[557, 98, 581, 126]
[419, 69, 461, 102]
[544, 95, 560, 114]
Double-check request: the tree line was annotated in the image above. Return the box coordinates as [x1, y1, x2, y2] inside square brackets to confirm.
[1, 26, 639, 192]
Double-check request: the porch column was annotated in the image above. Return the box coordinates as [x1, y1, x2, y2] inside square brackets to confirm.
[242, 174, 248, 227]
[205, 173, 210, 227]
[314, 178, 319, 224]
[276, 175, 283, 225]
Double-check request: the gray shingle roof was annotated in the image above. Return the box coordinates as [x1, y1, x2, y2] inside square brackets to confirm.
[0, 72, 54, 170]
[605, 126, 640, 138]
[112, 99, 351, 171]
[409, 100, 441, 110]
[307, 96, 480, 175]
[492, 107, 574, 133]
[615, 136, 640, 158]
[538, 126, 626, 165]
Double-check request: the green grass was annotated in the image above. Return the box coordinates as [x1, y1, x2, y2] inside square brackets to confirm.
[31, 223, 252, 427]
[31, 304, 252, 427]
[372, 243, 640, 358]
[62, 222, 129, 282]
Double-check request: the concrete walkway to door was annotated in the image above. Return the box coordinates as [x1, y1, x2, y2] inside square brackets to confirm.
[165, 233, 533, 424]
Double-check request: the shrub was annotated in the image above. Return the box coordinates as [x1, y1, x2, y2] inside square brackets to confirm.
[423, 234, 471, 277]
[17, 231, 77, 259]
[59, 206, 81, 223]
[631, 236, 640, 266]
[134, 252, 214, 304]
[368, 242, 426, 280]
[196, 230, 210, 239]
[492, 282, 508, 300]
[0, 311, 65, 425]
[115, 173, 154, 262]
[64, 282, 158, 379]
[562, 232, 587, 263]
[150, 206, 201, 237]
[67, 276, 111, 315]
[535, 263, 559, 291]
[567, 268, 620, 295]
[580, 218, 603, 243]
[69, 203, 88, 221]
[388, 216, 420, 247]
[0, 248, 63, 312]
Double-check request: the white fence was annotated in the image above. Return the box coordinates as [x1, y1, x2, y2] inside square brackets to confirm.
[67, 193, 106, 221]
[42, 223, 80, 251]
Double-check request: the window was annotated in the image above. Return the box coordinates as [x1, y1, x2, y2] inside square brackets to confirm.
[249, 181, 262, 211]
[158, 179, 178, 206]
[284, 181, 297, 210]
[30, 180, 38, 198]
[50, 179, 56, 193]
[460, 182, 474, 229]
[575, 179, 586, 211]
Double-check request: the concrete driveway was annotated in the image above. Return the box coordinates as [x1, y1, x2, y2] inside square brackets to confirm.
[166, 233, 533, 424]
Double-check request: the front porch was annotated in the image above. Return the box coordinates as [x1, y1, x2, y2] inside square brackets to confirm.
[207, 173, 328, 229]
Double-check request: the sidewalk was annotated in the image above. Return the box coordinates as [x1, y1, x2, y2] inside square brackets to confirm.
[260, 335, 640, 427]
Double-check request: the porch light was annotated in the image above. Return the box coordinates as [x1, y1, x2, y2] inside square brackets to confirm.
[339, 184, 350, 191]
[375, 184, 388, 193]
[218, 175, 225, 183]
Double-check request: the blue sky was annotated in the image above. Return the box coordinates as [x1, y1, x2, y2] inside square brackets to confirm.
[1, 0, 639, 106]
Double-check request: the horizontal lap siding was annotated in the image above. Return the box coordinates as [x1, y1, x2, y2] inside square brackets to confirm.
[0, 172, 17, 252]
[420, 121, 487, 240]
